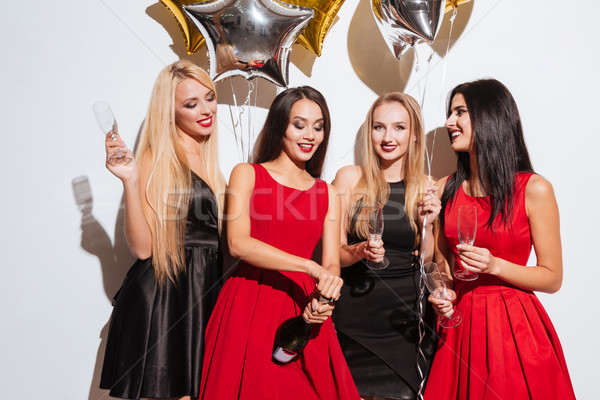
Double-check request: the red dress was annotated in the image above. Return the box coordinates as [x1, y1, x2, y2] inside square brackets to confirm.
[424, 173, 575, 400]
[200, 164, 359, 400]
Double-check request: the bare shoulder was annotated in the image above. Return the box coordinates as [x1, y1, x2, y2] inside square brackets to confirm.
[229, 163, 255, 187]
[525, 174, 556, 201]
[435, 175, 451, 192]
[332, 165, 362, 190]
[230, 163, 254, 178]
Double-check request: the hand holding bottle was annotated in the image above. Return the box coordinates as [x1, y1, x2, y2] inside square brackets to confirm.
[302, 291, 335, 324]
[306, 261, 343, 302]
[273, 294, 335, 364]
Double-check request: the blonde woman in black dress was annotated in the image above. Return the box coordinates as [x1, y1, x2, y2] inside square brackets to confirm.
[100, 60, 226, 400]
[333, 93, 441, 400]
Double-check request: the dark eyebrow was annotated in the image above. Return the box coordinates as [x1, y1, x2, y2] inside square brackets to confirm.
[291, 116, 324, 123]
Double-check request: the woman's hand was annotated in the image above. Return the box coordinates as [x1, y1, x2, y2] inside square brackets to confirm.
[362, 238, 385, 263]
[428, 288, 456, 319]
[418, 184, 441, 228]
[306, 262, 343, 301]
[456, 244, 500, 275]
[105, 131, 137, 182]
[302, 291, 335, 324]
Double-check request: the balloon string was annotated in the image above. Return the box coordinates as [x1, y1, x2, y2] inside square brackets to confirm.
[426, 7, 458, 180]
[244, 80, 256, 162]
[414, 42, 434, 400]
[228, 79, 245, 162]
[417, 10, 460, 399]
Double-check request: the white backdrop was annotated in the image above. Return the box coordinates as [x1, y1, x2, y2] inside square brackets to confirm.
[1, 1, 597, 399]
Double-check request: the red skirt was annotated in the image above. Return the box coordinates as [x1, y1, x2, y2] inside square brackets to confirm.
[200, 264, 359, 400]
[424, 283, 575, 399]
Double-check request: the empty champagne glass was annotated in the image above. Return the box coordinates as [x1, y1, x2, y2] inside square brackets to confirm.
[92, 101, 133, 166]
[456, 205, 478, 281]
[363, 202, 389, 270]
[422, 262, 462, 328]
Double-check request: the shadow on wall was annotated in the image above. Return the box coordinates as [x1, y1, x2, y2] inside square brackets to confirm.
[72, 175, 135, 400]
[347, 0, 414, 95]
[347, 0, 474, 96]
[425, 126, 456, 179]
[430, 2, 474, 58]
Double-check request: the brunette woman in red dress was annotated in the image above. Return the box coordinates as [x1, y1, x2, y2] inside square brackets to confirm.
[200, 86, 360, 400]
[425, 79, 576, 399]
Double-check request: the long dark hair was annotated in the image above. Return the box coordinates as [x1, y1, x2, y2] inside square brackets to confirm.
[254, 86, 331, 178]
[441, 79, 534, 230]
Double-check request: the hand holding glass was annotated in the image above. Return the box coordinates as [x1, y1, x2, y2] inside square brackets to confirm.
[92, 101, 133, 166]
[363, 202, 389, 270]
[422, 262, 462, 328]
[456, 205, 478, 281]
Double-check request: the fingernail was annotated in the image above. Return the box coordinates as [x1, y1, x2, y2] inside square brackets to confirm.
[456, 244, 462, 249]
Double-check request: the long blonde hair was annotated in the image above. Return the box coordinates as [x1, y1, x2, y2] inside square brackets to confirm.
[136, 60, 226, 284]
[349, 93, 426, 245]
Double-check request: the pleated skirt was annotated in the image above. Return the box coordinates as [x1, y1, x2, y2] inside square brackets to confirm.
[424, 284, 575, 399]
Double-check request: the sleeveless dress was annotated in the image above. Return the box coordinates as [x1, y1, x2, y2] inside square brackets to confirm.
[424, 173, 575, 400]
[200, 164, 360, 400]
[100, 172, 222, 399]
[334, 181, 437, 400]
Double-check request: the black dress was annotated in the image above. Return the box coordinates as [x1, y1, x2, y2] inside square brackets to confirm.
[100, 173, 222, 399]
[333, 181, 437, 400]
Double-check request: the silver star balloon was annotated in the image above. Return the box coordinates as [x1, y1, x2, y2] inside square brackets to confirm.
[371, 0, 445, 59]
[184, 0, 314, 87]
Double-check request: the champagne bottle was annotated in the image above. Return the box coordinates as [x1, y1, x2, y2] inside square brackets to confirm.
[272, 316, 312, 364]
[272, 295, 333, 364]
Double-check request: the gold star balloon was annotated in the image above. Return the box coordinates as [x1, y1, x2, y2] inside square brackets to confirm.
[445, 0, 472, 13]
[159, 0, 205, 54]
[282, 0, 346, 57]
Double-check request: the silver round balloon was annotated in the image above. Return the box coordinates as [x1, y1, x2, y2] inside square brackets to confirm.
[184, 0, 314, 87]
[371, 0, 445, 59]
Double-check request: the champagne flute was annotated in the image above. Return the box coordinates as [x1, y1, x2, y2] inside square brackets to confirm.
[456, 205, 478, 281]
[422, 262, 462, 328]
[92, 101, 133, 166]
[363, 202, 389, 270]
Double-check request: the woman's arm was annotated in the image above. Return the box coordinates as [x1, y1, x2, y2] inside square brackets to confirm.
[456, 175, 563, 293]
[428, 176, 457, 318]
[302, 183, 343, 324]
[417, 179, 441, 264]
[320, 183, 342, 277]
[105, 133, 152, 259]
[332, 166, 384, 267]
[226, 163, 341, 299]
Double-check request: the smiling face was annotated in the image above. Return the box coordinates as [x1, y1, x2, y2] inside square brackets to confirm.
[446, 93, 474, 154]
[174, 78, 217, 140]
[371, 101, 412, 165]
[281, 98, 324, 163]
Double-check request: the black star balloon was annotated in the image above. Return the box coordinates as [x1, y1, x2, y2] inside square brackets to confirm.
[184, 0, 314, 87]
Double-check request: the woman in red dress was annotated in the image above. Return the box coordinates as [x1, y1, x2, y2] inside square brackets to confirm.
[425, 79, 576, 399]
[200, 86, 360, 400]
